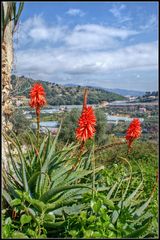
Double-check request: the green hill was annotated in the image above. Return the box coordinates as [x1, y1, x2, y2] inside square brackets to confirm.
[11, 75, 126, 105]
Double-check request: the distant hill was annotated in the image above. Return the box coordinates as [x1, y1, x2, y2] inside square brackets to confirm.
[64, 84, 145, 97]
[106, 88, 145, 97]
[11, 75, 126, 105]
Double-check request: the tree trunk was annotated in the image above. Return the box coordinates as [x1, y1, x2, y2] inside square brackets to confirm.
[2, 2, 14, 170]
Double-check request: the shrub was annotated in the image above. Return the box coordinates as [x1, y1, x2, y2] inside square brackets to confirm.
[64, 157, 158, 238]
[10, 109, 31, 134]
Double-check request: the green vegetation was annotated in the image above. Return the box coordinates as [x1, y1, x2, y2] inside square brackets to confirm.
[137, 91, 158, 102]
[63, 153, 158, 238]
[2, 79, 158, 239]
[59, 108, 108, 145]
[3, 2, 158, 238]
[3, 129, 103, 238]
[2, 129, 158, 238]
[37, 113, 63, 122]
[11, 75, 126, 105]
[143, 91, 158, 97]
[10, 109, 31, 134]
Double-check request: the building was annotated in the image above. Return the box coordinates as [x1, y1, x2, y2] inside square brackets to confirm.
[139, 107, 146, 113]
[12, 95, 29, 106]
[106, 114, 144, 125]
[99, 101, 109, 108]
[16, 100, 23, 107]
[24, 114, 32, 119]
[128, 96, 137, 101]
[148, 96, 156, 99]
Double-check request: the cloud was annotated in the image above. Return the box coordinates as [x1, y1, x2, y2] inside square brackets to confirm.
[109, 4, 132, 23]
[66, 8, 85, 17]
[15, 41, 158, 81]
[15, 16, 139, 51]
[140, 14, 157, 31]
[64, 24, 138, 50]
[15, 15, 67, 46]
[14, 15, 158, 90]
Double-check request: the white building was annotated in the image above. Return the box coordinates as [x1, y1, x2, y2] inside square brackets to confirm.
[139, 107, 146, 113]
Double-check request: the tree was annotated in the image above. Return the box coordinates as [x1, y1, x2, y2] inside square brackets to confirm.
[10, 109, 31, 135]
[2, 2, 24, 170]
[145, 91, 151, 97]
[94, 108, 108, 145]
[59, 108, 80, 143]
[59, 108, 108, 145]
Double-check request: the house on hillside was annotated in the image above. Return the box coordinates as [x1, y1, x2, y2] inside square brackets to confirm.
[128, 96, 137, 101]
[139, 107, 146, 113]
[12, 95, 29, 106]
[24, 114, 32, 119]
[99, 101, 109, 108]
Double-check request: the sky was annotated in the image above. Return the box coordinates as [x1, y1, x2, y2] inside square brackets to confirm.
[13, 1, 158, 91]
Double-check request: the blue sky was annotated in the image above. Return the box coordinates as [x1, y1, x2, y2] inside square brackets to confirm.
[14, 1, 158, 91]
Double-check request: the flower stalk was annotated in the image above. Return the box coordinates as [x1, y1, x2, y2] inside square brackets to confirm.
[91, 143, 96, 198]
[126, 118, 141, 153]
[95, 141, 126, 154]
[36, 112, 40, 146]
[72, 88, 97, 170]
[76, 88, 96, 142]
[29, 83, 46, 147]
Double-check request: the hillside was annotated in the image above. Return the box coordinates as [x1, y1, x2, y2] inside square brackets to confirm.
[11, 75, 126, 105]
[65, 84, 145, 97]
[105, 88, 145, 97]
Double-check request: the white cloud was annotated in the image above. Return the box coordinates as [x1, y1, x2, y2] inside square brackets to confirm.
[14, 15, 158, 90]
[29, 25, 67, 43]
[65, 24, 138, 50]
[66, 8, 85, 17]
[109, 4, 132, 23]
[15, 15, 67, 46]
[74, 24, 138, 39]
[15, 41, 158, 80]
[15, 17, 139, 51]
[29, 27, 49, 40]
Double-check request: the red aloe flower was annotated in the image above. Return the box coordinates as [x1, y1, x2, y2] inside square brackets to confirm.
[76, 89, 96, 142]
[126, 118, 142, 148]
[29, 83, 46, 114]
[29, 83, 46, 146]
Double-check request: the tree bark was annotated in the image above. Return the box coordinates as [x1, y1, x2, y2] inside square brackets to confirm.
[2, 2, 14, 170]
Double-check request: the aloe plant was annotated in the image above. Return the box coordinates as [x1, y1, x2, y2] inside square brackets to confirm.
[2, 127, 104, 236]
